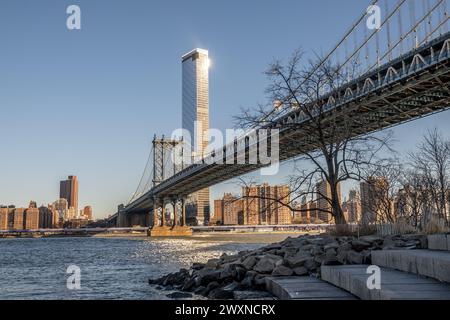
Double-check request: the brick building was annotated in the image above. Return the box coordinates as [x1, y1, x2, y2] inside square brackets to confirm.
[213, 184, 292, 226]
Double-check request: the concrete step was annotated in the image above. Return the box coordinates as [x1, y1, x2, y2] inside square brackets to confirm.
[428, 234, 450, 251]
[265, 276, 357, 300]
[321, 265, 450, 300]
[371, 249, 450, 283]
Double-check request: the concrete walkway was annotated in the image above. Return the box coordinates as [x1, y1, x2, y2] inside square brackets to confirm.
[372, 249, 450, 283]
[321, 264, 450, 300]
[265, 276, 357, 300]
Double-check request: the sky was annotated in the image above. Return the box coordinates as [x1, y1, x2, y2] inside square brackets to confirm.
[1, 0, 449, 219]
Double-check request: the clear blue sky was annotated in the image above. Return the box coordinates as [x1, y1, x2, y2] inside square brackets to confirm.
[1, 0, 449, 219]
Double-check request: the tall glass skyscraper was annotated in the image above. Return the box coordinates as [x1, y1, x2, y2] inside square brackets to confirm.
[182, 48, 210, 225]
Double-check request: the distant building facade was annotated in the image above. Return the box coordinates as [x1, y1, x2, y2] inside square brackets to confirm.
[24, 208, 39, 229]
[53, 198, 69, 220]
[60, 175, 78, 215]
[0, 208, 12, 230]
[360, 177, 389, 224]
[82, 206, 93, 220]
[316, 180, 342, 223]
[342, 189, 361, 223]
[213, 184, 292, 226]
[0, 203, 59, 231]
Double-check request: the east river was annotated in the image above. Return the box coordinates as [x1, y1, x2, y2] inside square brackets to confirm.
[0, 233, 298, 299]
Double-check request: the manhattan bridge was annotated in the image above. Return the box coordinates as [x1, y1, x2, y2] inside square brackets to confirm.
[109, 0, 450, 236]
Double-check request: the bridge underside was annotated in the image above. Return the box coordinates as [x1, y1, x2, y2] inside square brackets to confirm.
[117, 33, 450, 228]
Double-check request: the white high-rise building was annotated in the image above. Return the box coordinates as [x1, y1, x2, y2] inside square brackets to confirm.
[182, 48, 210, 225]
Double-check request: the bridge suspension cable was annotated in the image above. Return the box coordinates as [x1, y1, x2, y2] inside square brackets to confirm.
[127, 144, 154, 205]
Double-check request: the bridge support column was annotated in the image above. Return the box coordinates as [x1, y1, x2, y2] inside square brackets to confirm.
[182, 197, 186, 227]
[149, 195, 192, 237]
[161, 199, 167, 226]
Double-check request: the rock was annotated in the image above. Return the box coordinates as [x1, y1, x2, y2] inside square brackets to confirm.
[262, 253, 283, 262]
[253, 276, 267, 288]
[272, 265, 293, 276]
[204, 281, 220, 294]
[240, 275, 254, 288]
[221, 253, 240, 263]
[360, 235, 383, 244]
[232, 267, 247, 281]
[253, 257, 276, 273]
[314, 253, 326, 264]
[242, 256, 257, 270]
[322, 251, 341, 266]
[306, 237, 325, 245]
[293, 266, 308, 276]
[336, 250, 348, 264]
[263, 243, 282, 251]
[192, 262, 205, 270]
[304, 258, 320, 271]
[311, 246, 324, 256]
[166, 292, 193, 299]
[222, 281, 241, 292]
[205, 258, 221, 269]
[238, 250, 251, 257]
[324, 242, 340, 251]
[351, 240, 372, 251]
[219, 267, 233, 281]
[337, 242, 352, 253]
[245, 270, 259, 279]
[281, 247, 299, 258]
[233, 291, 273, 300]
[181, 278, 196, 291]
[162, 272, 186, 286]
[297, 244, 315, 251]
[193, 286, 207, 295]
[208, 288, 234, 299]
[285, 252, 312, 268]
[361, 250, 372, 264]
[196, 269, 221, 286]
[382, 236, 395, 248]
[347, 250, 364, 264]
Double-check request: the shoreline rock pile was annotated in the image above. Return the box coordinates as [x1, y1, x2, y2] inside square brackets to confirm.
[149, 233, 427, 299]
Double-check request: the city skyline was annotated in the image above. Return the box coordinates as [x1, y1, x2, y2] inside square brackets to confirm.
[2, 0, 450, 219]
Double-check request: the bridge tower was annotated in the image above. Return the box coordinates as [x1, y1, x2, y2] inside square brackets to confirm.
[152, 135, 183, 187]
[149, 135, 192, 236]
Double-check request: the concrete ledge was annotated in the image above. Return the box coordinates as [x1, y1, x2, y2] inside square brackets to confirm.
[371, 249, 450, 283]
[321, 265, 450, 300]
[265, 276, 357, 300]
[428, 234, 449, 251]
[149, 226, 193, 237]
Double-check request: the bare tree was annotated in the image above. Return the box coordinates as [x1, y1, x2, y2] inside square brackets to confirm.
[360, 160, 403, 224]
[409, 129, 450, 224]
[398, 169, 435, 228]
[235, 50, 393, 225]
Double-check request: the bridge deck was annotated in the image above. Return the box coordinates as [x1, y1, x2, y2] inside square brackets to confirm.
[122, 32, 450, 215]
